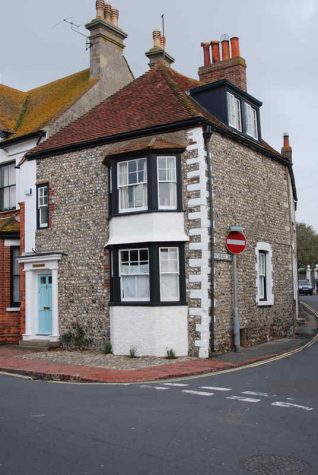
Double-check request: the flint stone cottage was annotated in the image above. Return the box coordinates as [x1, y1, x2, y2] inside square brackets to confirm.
[0, 1, 298, 358]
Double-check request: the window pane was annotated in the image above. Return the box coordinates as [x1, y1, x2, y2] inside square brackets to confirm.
[136, 275, 150, 299]
[128, 160, 137, 173]
[9, 186, 15, 209]
[3, 188, 9, 210]
[128, 171, 138, 185]
[118, 162, 128, 186]
[121, 251, 129, 263]
[119, 187, 128, 209]
[122, 275, 150, 300]
[40, 205, 49, 226]
[140, 249, 148, 261]
[2, 166, 9, 187]
[130, 250, 139, 262]
[13, 276, 20, 304]
[12, 248, 20, 274]
[9, 164, 16, 185]
[160, 274, 179, 301]
[259, 276, 265, 299]
[135, 184, 145, 207]
[159, 182, 176, 208]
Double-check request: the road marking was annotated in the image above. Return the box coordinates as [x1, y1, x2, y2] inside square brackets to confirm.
[182, 390, 214, 397]
[140, 385, 170, 391]
[30, 414, 45, 418]
[227, 396, 260, 403]
[242, 391, 268, 397]
[200, 386, 231, 391]
[272, 402, 313, 411]
[163, 383, 189, 387]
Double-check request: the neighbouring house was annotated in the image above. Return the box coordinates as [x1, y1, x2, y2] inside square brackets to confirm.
[0, 2, 133, 343]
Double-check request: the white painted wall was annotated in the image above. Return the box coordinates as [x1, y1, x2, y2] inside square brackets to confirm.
[110, 306, 189, 357]
[107, 212, 189, 246]
[1, 138, 39, 253]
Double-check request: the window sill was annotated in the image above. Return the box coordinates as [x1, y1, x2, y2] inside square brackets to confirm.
[257, 300, 274, 307]
[6, 307, 20, 312]
[109, 301, 187, 307]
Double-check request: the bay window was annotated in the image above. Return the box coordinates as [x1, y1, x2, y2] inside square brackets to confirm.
[0, 162, 16, 212]
[109, 153, 181, 216]
[110, 243, 185, 305]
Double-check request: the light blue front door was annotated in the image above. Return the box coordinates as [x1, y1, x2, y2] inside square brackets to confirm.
[38, 275, 52, 335]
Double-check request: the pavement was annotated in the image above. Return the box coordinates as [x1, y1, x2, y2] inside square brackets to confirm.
[0, 302, 317, 384]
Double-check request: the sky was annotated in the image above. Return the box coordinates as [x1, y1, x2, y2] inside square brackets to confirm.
[1, 0, 317, 231]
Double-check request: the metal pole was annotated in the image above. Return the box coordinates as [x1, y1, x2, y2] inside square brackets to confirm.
[232, 254, 240, 352]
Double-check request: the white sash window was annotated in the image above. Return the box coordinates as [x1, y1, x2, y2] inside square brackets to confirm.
[159, 247, 180, 301]
[157, 156, 177, 209]
[0, 162, 16, 211]
[37, 184, 49, 228]
[118, 158, 147, 212]
[227, 92, 242, 131]
[245, 102, 258, 139]
[119, 249, 150, 301]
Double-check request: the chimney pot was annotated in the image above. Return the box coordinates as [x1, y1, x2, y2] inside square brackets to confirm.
[211, 41, 220, 64]
[160, 36, 166, 50]
[96, 0, 105, 18]
[281, 133, 292, 160]
[221, 39, 230, 61]
[230, 37, 240, 58]
[283, 133, 290, 148]
[104, 3, 112, 22]
[153, 30, 161, 48]
[111, 8, 119, 26]
[201, 42, 211, 67]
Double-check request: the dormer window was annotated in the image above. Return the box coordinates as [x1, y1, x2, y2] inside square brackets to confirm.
[227, 92, 242, 131]
[245, 102, 258, 140]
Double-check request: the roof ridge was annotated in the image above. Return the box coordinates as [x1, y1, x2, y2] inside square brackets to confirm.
[26, 68, 90, 94]
[160, 66, 204, 119]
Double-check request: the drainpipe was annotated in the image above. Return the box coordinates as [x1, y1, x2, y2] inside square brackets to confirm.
[203, 124, 215, 354]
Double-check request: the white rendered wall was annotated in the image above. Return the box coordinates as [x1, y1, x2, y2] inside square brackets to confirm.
[1, 138, 38, 252]
[110, 306, 189, 357]
[107, 212, 189, 246]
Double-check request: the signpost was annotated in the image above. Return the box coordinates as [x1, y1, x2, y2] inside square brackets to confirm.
[226, 229, 247, 352]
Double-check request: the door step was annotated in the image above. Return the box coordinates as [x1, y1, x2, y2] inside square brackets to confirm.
[19, 340, 60, 351]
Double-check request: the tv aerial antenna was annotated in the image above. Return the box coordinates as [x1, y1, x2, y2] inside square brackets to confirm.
[53, 17, 92, 50]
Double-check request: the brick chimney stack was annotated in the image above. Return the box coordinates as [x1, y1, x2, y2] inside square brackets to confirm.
[86, 1, 129, 80]
[198, 35, 247, 91]
[281, 133, 293, 161]
[145, 30, 175, 68]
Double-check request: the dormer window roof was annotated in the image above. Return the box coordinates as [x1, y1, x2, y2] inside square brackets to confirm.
[189, 79, 262, 142]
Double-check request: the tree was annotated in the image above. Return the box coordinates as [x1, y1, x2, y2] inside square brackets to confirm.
[296, 223, 318, 267]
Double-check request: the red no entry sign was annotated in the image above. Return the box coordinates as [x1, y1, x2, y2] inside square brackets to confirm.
[226, 231, 247, 255]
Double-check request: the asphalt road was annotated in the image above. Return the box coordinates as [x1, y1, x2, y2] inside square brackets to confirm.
[301, 294, 318, 312]
[1, 330, 317, 475]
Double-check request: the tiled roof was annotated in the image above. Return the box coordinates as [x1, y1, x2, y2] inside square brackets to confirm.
[31, 63, 225, 155]
[0, 85, 26, 133]
[0, 213, 20, 234]
[0, 70, 98, 140]
[105, 138, 187, 159]
[28, 62, 285, 163]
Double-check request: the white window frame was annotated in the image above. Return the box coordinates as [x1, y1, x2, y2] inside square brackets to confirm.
[119, 248, 150, 302]
[159, 247, 180, 302]
[245, 102, 258, 140]
[0, 161, 16, 212]
[117, 158, 148, 213]
[157, 156, 177, 210]
[255, 242, 274, 306]
[227, 92, 242, 131]
[37, 185, 49, 229]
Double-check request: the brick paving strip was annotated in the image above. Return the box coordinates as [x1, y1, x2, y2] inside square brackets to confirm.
[0, 345, 302, 383]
